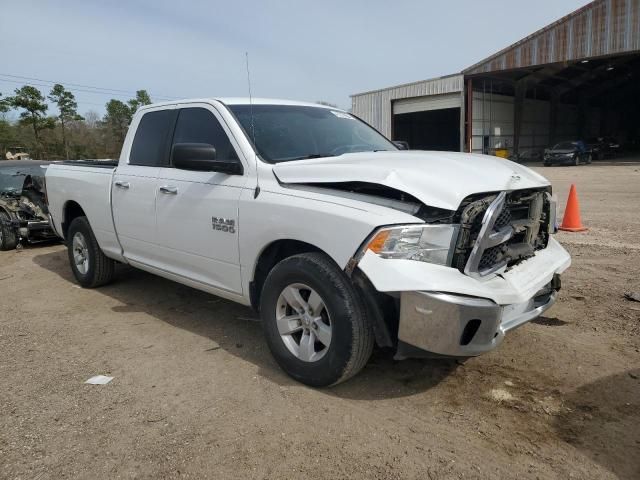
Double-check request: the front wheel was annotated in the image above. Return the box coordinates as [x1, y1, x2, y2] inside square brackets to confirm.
[0, 210, 18, 251]
[67, 216, 115, 288]
[260, 252, 374, 387]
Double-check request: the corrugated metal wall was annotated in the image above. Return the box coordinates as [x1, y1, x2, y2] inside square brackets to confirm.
[351, 75, 464, 138]
[465, 0, 640, 75]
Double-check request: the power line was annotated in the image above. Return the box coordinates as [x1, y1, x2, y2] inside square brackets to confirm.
[0, 79, 161, 110]
[0, 73, 178, 102]
[0, 78, 135, 105]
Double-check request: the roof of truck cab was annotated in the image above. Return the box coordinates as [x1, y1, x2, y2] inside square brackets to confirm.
[139, 98, 342, 110]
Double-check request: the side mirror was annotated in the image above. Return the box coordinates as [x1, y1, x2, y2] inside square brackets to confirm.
[393, 140, 409, 150]
[172, 143, 243, 175]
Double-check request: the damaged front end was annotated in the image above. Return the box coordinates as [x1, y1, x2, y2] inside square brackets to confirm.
[333, 183, 565, 359]
[0, 164, 56, 250]
[451, 187, 554, 278]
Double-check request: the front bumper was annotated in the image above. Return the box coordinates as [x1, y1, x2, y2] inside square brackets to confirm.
[357, 236, 570, 358]
[13, 218, 56, 241]
[396, 278, 559, 357]
[545, 154, 582, 165]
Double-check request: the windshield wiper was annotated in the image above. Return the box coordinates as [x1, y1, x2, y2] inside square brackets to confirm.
[284, 153, 336, 161]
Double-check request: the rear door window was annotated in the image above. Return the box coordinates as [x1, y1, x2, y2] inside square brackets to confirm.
[129, 110, 172, 166]
[172, 108, 238, 162]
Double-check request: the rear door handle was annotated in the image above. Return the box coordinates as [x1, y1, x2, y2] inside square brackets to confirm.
[159, 185, 178, 195]
[114, 181, 130, 189]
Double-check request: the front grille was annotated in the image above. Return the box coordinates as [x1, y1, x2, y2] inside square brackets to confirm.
[494, 207, 512, 228]
[479, 245, 503, 270]
[452, 188, 551, 278]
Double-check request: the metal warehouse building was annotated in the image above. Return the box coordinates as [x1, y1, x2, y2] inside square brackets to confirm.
[351, 0, 640, 160]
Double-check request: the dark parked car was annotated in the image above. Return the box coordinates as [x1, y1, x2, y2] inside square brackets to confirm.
[543, 141, 592, 167]
[0, 160, 57, 250]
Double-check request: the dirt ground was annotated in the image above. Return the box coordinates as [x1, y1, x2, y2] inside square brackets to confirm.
[1, 162, 639, 480]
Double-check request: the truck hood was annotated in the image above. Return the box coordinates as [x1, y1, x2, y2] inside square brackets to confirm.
[272, 150, 550, 211]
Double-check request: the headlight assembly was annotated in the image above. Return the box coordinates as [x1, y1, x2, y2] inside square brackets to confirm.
[365, 224, 459, 266]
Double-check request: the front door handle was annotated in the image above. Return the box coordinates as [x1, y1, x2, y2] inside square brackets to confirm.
[159, 185, 178, 195]
[114, 181, 130, 189]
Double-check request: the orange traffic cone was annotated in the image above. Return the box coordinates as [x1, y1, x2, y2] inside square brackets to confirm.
[559, 184, 587, 232]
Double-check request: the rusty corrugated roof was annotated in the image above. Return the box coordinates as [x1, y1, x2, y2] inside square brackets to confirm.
[464, 0, 640, 75]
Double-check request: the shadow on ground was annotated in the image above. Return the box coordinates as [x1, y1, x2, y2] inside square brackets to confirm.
[531, 316, 569, 327]
[554, 368, 640, 480]
[33, 249, 459, 399]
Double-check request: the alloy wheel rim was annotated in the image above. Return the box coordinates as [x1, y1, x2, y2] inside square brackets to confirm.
[72, 232, 89, 275]
[275, 283, 332, 362]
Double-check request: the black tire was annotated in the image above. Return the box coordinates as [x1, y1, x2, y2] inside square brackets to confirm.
[0, 210, 18, 251]
[573, 155, 580, 166]
[67, 216, 115, 288]
[260, 252, 374, 387]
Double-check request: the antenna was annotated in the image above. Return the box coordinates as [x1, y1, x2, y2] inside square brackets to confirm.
[246, 52, 260, 198]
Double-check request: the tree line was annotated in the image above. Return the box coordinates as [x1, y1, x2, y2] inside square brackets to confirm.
[0, 85, 153, 160]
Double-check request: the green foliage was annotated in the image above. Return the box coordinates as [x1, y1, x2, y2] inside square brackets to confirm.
[104, 99, 132, 144]
[9, 85, 48, 120]
[128, 90, 152, 113]
[0, 93, 9, 114]
[103, 90, 153, 148]
[7, 85, 55, 158]
[0, 84, 155, 160]
[48, 84, 83, 122]
[48, 84, 83, 158]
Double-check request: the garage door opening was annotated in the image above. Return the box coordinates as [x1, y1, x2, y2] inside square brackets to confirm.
[393, 108, 461, 151]
[467, 53, 640, 162]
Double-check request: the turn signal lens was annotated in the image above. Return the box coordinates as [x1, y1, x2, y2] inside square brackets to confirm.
[367, 230, 390, 254]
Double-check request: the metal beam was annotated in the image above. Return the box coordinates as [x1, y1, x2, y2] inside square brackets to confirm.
[466, 78, 473, 152]
[513, 80, 526, 157]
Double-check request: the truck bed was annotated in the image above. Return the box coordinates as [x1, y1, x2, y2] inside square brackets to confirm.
[46, 161, 122, 260]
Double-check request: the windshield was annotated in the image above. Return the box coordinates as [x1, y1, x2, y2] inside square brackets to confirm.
[0, 164, 47, 193]
[553, 142, 577, 150]
[228, 104, 396, 163]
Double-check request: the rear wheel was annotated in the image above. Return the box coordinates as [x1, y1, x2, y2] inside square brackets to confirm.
[260, 252, 374, 387]
[0, 210, 18, 251]
[67, 216, 115, 288]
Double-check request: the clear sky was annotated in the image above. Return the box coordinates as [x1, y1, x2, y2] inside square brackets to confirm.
[1, 0, 590, 115]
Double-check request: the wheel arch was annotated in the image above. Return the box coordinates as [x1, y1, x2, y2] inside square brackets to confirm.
[249, 239, 329, 311]
[62, 200, 87, 240]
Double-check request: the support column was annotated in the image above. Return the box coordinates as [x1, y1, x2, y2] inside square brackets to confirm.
[549, 90, 559, 146]
[466, 78, 473, 152]
[513, 80, 525, 159]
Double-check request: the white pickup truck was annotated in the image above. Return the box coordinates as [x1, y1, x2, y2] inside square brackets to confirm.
[45, 98, 571, 386]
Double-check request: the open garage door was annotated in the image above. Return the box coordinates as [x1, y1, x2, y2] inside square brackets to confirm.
[392, 94, 462, 151]
[467, 52, 640, 162]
